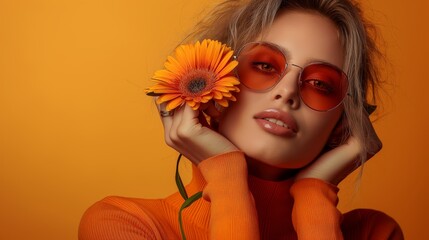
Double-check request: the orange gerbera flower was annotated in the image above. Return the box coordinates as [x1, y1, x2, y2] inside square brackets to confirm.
[145, 39, 240, 111]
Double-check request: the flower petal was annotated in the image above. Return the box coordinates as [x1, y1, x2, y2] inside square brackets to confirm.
[166, 97, 185, 111]
[201, 95, 213, 103]
[199, 40, 208, 68]
[153, 70, 177, 83]
[204, 40, 215, 69]
[157, 93, 182, 104]
[215, 98, 229, 107]
[147, 84, 177, 91]
[225, 95, 237, 102]
[191, 102, 200, 110]
[151, 89, 181, 94]
[165, 56, 185, 75]
[195, 41, 201, 68]
[222, 91, 232, 97]
[175, 45, 191, 69]
[217, 76, 240, 86]
[213, 90, 223, 99]
[187, 44, 196, 68]
[186, 100, 197, 107]
[215, 50, 234, 74]
[217, 60, 239, 78]
[209, 41, 223, 71]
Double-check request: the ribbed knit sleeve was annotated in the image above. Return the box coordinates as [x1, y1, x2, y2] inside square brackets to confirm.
[290, 178, 343, 240]
[79, 196, 163, 240]
[198, 151, 260, 240]
[342, 208, 404, 240]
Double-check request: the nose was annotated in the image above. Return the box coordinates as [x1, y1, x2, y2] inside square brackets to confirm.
[271, 67, 301, 109]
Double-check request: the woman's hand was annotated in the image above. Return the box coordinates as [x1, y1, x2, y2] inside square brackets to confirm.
[295, 111, 382, 185]
[157, 102, 239, 165]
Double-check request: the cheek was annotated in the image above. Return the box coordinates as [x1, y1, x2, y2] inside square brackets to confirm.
[300, 109, 343, 147]
[218, 88, 254, 125]
[217, 91, 260, 146]
[218, 96, 249, 139]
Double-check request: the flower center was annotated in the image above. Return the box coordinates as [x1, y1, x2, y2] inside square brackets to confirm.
[180, 68, 215, 97]
[187, 78, 206, 93]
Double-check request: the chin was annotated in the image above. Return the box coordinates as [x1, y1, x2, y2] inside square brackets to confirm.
[241, 145, 313, 169]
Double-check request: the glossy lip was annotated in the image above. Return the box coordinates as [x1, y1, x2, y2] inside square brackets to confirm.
[253, 109, 298, 136]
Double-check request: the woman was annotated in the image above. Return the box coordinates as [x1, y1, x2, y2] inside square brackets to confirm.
[79, 0, 403, 239]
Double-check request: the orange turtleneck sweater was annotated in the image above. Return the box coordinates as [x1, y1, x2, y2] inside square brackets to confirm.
[79, 151, 403, 239]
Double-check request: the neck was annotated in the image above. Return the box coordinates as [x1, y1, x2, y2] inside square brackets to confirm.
[246, 157, 299, 181]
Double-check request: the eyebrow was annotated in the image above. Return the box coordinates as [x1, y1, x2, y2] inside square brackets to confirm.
[268, 42, 292, 60]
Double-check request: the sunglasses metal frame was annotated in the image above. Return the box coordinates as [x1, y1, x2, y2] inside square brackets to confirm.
[234, 41, 350, 112]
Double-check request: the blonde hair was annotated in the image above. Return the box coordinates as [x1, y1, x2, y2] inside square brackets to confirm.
[185, 0, 384, 168]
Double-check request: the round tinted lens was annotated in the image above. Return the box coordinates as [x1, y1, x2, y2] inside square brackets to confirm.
[299, 63, 348, 111]
[237, 43, 286, 91]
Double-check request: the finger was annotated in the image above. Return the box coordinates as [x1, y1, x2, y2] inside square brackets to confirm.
[169, 104, 186, 141]
[296, 137, 361, 185]
[157, 102, 174, 126]
[156, 101, 176, 147]
[169, 104, 199, 161]
[176, 104, 200, 133]
[172, 105, 204, 151]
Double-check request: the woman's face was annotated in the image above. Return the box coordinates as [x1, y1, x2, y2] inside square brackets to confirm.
[218, 10, 345, 169]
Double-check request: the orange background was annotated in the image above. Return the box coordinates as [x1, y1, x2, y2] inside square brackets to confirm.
[0, 0, 428, 239]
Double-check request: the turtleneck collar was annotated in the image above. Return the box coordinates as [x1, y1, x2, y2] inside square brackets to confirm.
[248, 174, 297, 238]
[184, 164, 298, 238]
